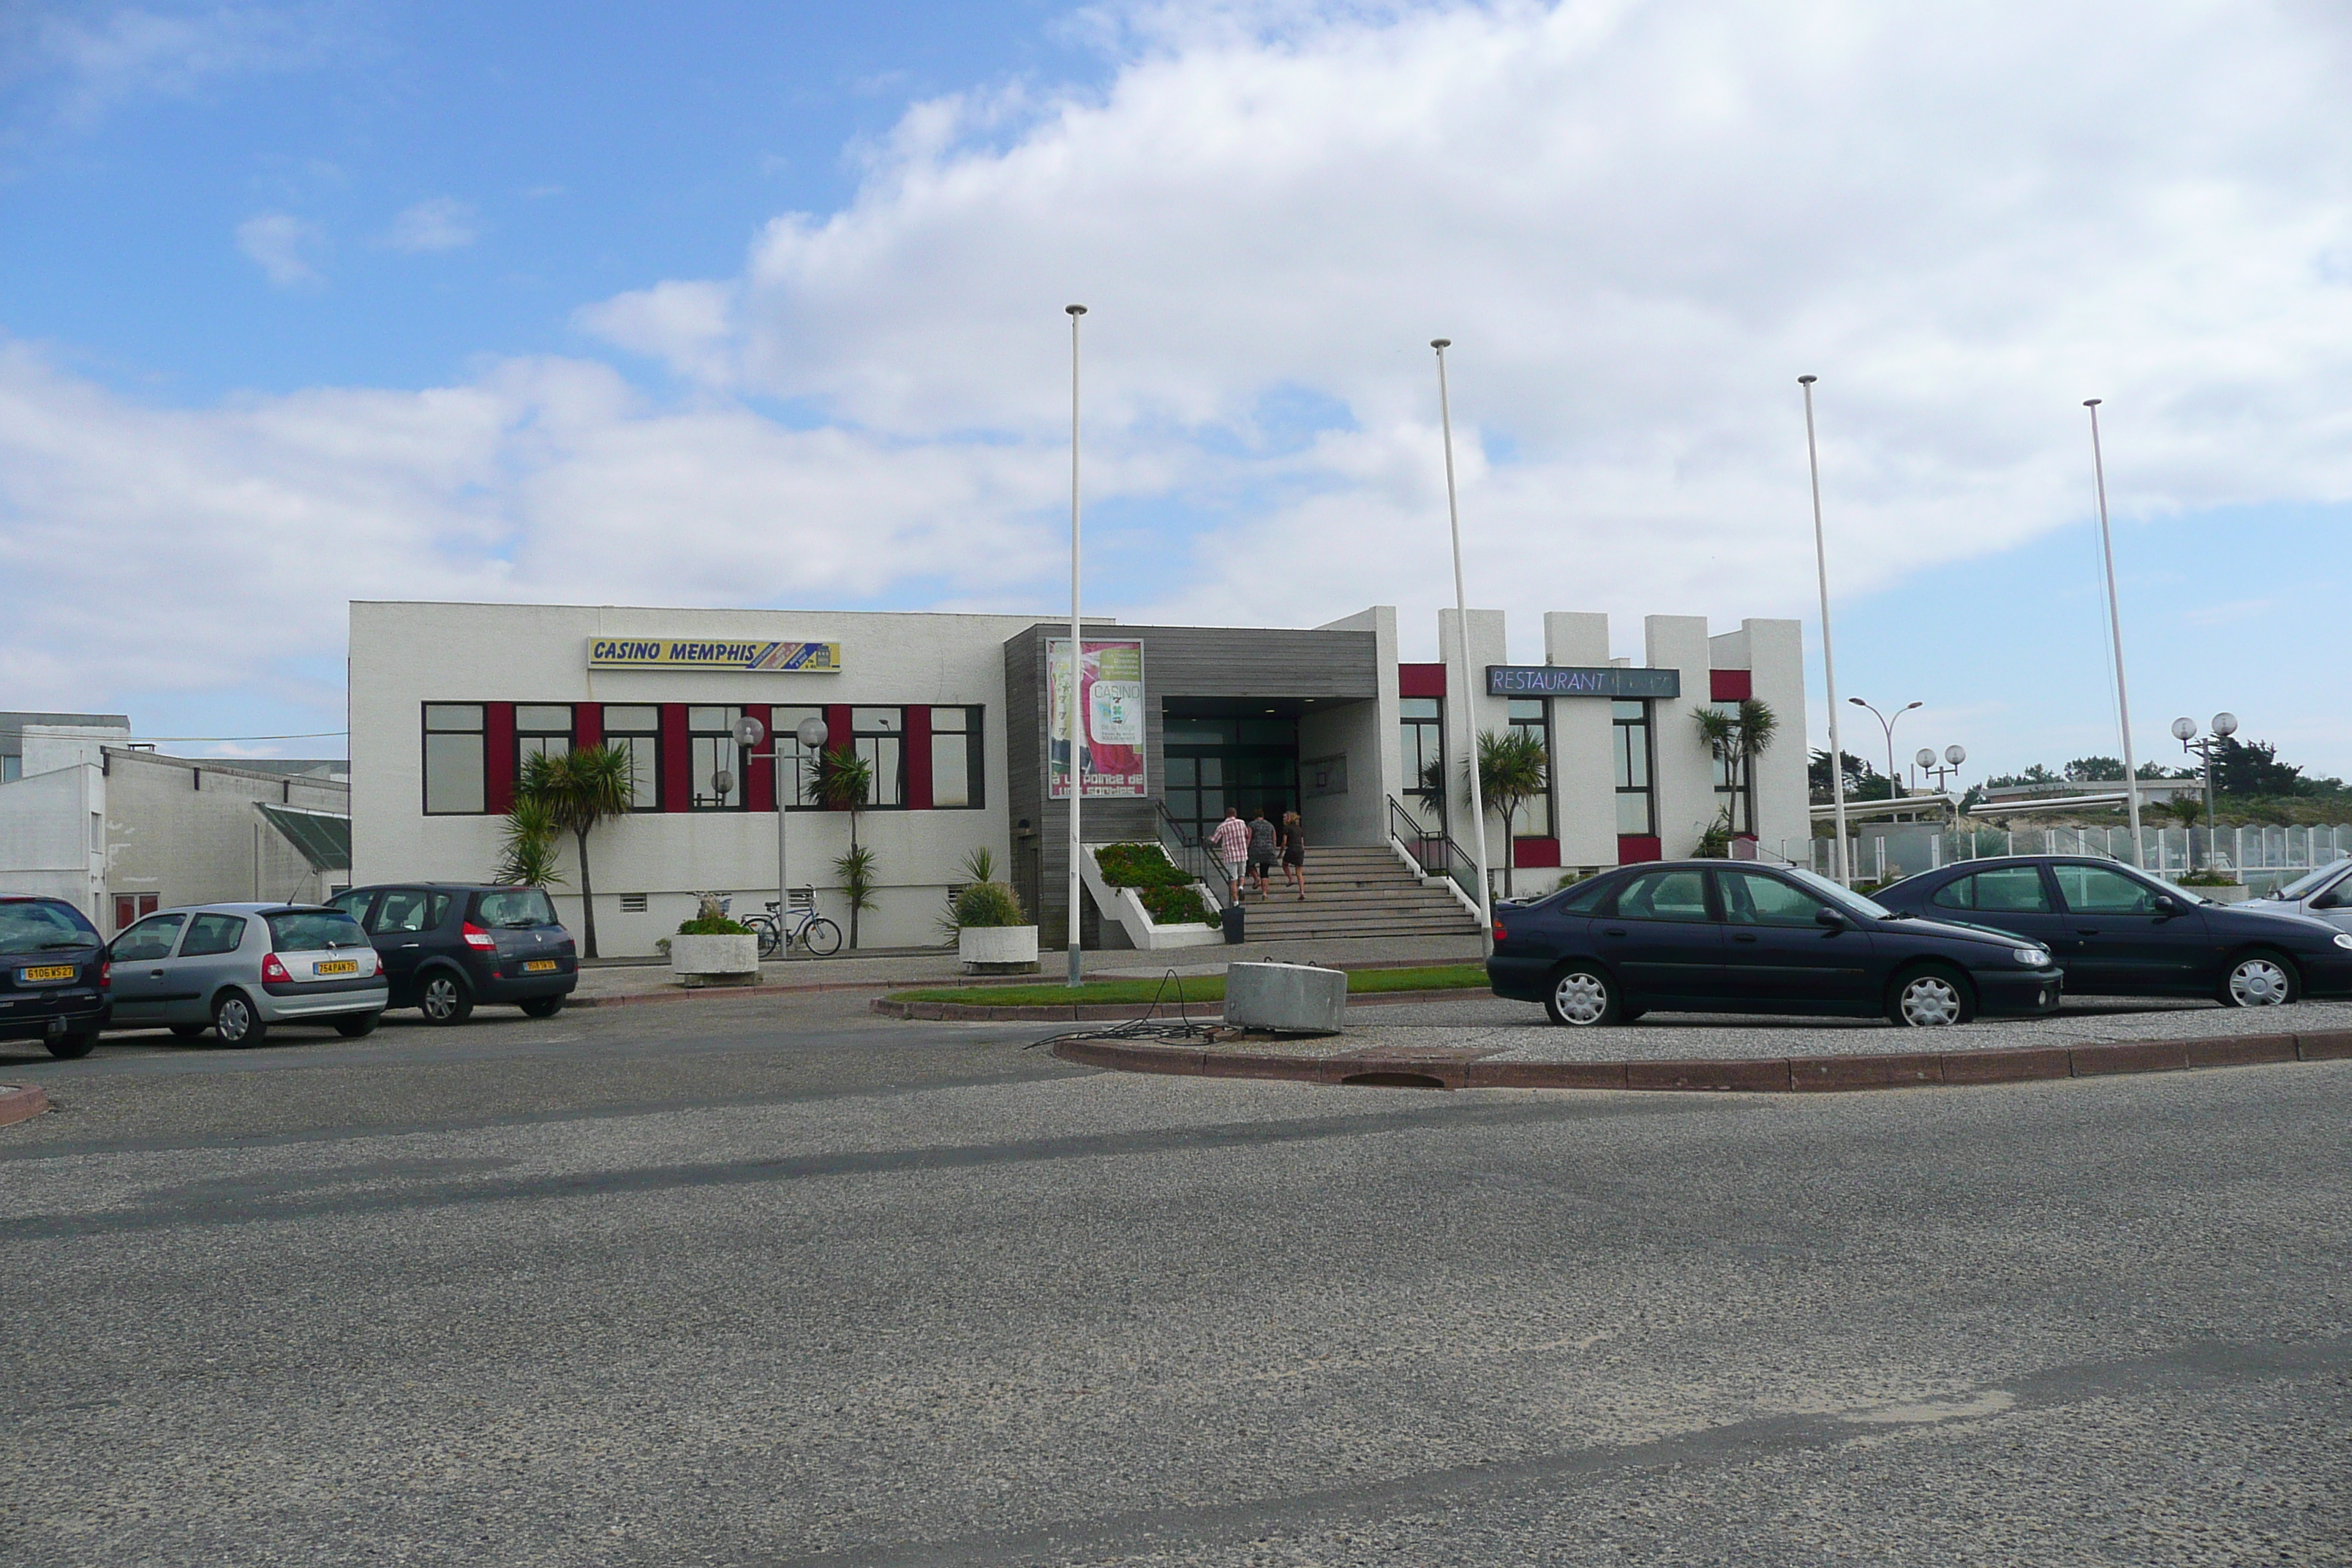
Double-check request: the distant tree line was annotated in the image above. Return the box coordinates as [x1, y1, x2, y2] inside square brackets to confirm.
[1810, 735, 2342, 808]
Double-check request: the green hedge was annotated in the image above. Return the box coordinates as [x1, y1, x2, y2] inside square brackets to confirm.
[1093, 843, 1195, 889]
[676, 914, 752, 936]
[1136, 884, 1220, 927]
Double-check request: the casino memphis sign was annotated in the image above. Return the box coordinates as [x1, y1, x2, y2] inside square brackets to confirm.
[587, 638, 843, 673]
[1485, 665, 1681, 698]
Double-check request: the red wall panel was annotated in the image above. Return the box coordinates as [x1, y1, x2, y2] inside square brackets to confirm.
[660, 705, 691, 813]
[744, 704, 774, 813]
[1398, 663, 1447, 698]
[1616, 834, 1663, 864]
[823, 704, 853, 808]
[1709, 668, 1753, 702]
[1512, 837, 1561, 869]
[572, 703, 602, 750]
[903, 706, 933, 810]
[484, 703, 516, 814]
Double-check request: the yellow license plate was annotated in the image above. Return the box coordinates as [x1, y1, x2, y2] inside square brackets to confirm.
[314, 960, 358, 976]
[522, 959, 558, 973]
[19, 965, 75, 983]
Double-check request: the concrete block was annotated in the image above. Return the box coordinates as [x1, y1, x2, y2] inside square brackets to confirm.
[1224, 962, 1347, 1033]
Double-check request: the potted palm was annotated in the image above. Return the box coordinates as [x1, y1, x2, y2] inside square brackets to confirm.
[949, 849, 1038, 974]
[670, 893, 760, 987]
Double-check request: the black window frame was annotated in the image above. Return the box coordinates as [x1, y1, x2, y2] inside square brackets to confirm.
[601, 704, 664, 813]
[514, 704, 575, 779]
[928, 705, 985, 810]
[853, 706, 907, 810]
[421, 703, 488, 817]
[1612, 700, 1655, 837]
[1506, 696, 1553, 840]
[686, 706, 745, 812]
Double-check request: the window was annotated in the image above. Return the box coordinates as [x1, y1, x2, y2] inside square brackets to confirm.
[1507, 698, 1553, 839]
[1718, 870, 1825, 928]
[1400, 698, 1444, 802]
[1931, 867, 2052, 913]
[328, 890, 374, 923]
[603, 705, 662, 811]
[2052, 864, 2160, 915]
[930, 706, 983, 809]
[368, 889, 448, 935]
[110, 912, 186, 962]
[516, 704, 573, 774]
[771, 706, 826, 809]
[475, 889, 559, 927]
[1610, 868, 1710, 921]
[265, 911, 369, 951]
[853, 706, 905, 807]
[1613, 701, 1654, 836]
[688, 706, 742, 810]
[0, 899, 99, 954]
[423, 704, 486, 815]
[113, 892, 159, 932]
[1, 755, 18, 784]
[179, 913, 249, 957]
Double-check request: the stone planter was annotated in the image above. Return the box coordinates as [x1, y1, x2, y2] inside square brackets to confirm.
[959, 924, 1040, 975]
[2192, 883, 2253, 903]
[670, 932, 761, 987]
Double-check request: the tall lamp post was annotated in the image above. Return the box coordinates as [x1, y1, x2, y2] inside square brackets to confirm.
[2171, 712, 2237, 870]
[2084, 399, 2145, 865]
[1849, 697, 1923, 797]
[734, 712, 832, 954]
[1431, 338, 1491, 954]
[1065, 304, 1087, 987]
[1799, 376, 1850, 883]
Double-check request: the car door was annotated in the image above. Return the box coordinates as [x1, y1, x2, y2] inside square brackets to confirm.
[2048, 862, 2206, 994]
[1714, 867, 1875, 1009]
[105, 913, 188, 1024]
[172, 913, 252, 1023]
[365, 889, 440, 1005]
[1594, 868, 1727, 1006]
[1925, 865, 2072, 960]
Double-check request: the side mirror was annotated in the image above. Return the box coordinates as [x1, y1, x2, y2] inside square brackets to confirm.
[1814, 905, 1847, 930]
[2152, 894, 2179, 915]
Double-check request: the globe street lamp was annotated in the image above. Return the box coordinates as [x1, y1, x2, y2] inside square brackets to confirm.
[1914, 742, 1967, 796]
[1848, 697, 1922, 799]
[2171, 712, 2238, 867]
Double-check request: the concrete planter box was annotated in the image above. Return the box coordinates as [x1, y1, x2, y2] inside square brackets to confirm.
[2193, 883, 2253, 903]
[959, 925, 1040, 975]
[1225, 962, 1348, 1034]
[670, 932, 761, 987]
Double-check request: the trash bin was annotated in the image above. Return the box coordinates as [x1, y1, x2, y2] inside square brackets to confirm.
[1222, 903, 1245, 944]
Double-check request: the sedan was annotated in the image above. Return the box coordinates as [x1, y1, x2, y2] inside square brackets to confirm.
[0, 895, 110, 1058]
[1489, 861, 2063, 1027]
[2247, 857, 2352, 935]
[1874, 856, 2352, 1009]
[107, 903, 386, 1045]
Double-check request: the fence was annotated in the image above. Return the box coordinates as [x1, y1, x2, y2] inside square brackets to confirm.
[1760, 824, 2352, 887]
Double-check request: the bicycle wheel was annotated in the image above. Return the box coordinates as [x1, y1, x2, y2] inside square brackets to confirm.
[749, 916, 782, 958]
[801, 917, 844, 957]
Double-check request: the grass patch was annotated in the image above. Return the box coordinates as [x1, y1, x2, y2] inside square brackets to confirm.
[886, 962, 1488, 1009]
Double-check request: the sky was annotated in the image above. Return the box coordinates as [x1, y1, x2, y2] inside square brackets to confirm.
[1, 0, 2348, 785]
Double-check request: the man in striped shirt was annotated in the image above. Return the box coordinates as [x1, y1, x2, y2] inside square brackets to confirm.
[1209, 806, 1252, 905]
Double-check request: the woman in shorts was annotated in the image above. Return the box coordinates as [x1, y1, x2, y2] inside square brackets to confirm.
[1280, 811, 1307, 900]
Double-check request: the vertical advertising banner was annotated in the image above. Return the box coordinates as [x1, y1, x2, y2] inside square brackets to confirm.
[1047, 639, 1147, 799]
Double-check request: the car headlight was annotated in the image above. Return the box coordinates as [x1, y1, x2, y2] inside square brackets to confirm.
[2013, 947, 2050, 966]
[2334, 932, 2352, 951]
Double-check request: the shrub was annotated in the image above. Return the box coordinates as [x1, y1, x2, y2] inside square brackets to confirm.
[1094, 843, 1195, 889]
[676, 914, 752, 936]
[1136, 885, 1220, 927]
[953, 881, 1026, 929]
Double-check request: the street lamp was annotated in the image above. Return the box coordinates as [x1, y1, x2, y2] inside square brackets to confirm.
[737, 711, 830, 951]
[1848, 697, 1922, 798]
[1913, 742, 1967, 796]
[1431, 338, 1492, 954]
[2171, 712, 2237, 867]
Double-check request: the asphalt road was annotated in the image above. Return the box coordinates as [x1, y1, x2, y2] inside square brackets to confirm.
[4, 997, 2347, 1565]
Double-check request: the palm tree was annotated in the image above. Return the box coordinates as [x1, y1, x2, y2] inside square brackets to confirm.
[515, 745, 633, 959]
[813, 746, 876, 947]
[1694, 699, 1779, 837]
[493, 793, 565, 890]
[1471, 728, 1548, 900]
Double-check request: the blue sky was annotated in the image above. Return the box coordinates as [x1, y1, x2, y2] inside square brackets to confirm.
[1, 0, 2348, 784]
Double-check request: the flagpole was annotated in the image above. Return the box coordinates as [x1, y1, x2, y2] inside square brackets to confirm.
[1065, 304, 1088, 984]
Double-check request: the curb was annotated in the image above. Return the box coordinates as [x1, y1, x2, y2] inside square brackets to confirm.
[870, 987, 1493, 1023]
[573, 978, 895, 1008]
[0, 1084, 51, 1128]
[1052, 1027, 2352, 1093]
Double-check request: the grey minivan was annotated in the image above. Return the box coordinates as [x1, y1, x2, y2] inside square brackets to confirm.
[107, 903, 388, 1046]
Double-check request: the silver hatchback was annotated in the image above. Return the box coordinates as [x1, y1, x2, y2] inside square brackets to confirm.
[106, 902, 388, 1046]
[2250, 858, 2352, 934]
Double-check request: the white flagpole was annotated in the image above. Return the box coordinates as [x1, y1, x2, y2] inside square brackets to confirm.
[1066, 304, 1088, 984]
[1799, 375, 1850, 884]
[1432, 339, 1493, 952]
[2085, 399, 2144, 865]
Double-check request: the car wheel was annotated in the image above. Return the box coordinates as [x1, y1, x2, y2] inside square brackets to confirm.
[45, 1030, 98, 1060]
[214, 990, 267, 1048]
[519, 995, 565, 1019]
[1543, 963, 1620, 1027]
[170, 1022, 207, 1040]
[2220, 951, 2299, 1009]
[333, 1011, 380, 1039]
[1888, 966, 1974, 1028]
[418, 972, 475, 1026]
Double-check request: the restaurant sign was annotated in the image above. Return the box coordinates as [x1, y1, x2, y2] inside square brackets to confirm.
[588, 638, 843, 673]
[1486, 665, 1681, 698]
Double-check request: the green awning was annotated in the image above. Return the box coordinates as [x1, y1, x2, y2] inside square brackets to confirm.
[257, 804, 351, 872]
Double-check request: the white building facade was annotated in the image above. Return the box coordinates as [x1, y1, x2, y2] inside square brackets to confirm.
[349, 600, 1808, 955]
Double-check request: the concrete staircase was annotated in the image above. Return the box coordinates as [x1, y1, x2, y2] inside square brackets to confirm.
[1224, 844, 1483, 943]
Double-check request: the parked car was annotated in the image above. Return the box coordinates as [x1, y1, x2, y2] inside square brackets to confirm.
[327, 883, 578, 1025]
[1874, 856, 2352, 1008]
[1488, 861, 2062, 1027]
[106, 903, 385, 1046]
[2247, 857, 2352, 935]
[0, 896, 111, 1059]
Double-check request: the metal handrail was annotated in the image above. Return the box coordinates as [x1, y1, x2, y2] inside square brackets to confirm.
[1153, 799, 1235, 910]
[1389, 794, 1481, 909]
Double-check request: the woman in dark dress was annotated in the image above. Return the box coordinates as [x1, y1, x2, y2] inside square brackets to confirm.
[1280, 811, 1307, 900]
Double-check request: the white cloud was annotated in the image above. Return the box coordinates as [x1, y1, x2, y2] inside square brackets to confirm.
[382, 196, 478, 254]
[235, 209, 323, 286]
[12, 3, 339, 130]
[575, 280, 737, 385]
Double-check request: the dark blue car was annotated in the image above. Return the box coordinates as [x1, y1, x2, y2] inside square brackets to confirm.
[1875, 856, 2352, 1009]
[1488, 861, 2062, 1028]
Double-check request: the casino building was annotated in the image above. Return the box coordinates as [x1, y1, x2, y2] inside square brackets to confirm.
[348, 600, 1808, 955]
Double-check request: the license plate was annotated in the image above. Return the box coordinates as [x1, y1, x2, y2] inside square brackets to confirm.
[314, 959, 358, 976]
[522, 959, 558, 973]
[19, 965, 75, 984]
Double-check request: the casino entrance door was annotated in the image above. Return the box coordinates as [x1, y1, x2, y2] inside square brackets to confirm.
[1159, 701, 1300, 847]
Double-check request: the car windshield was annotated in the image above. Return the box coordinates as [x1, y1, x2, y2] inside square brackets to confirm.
[0, 900, 100, 955]
[2270, 859, 2351, 900]
[1781, 867, 1895, 919]
[475, 889, 558, 927]
[265, 910, 369, 951]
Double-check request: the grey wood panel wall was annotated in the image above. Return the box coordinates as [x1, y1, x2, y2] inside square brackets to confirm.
[1002, 623, 1379, 947]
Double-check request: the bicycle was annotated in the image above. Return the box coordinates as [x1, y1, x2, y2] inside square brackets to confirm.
[747, 897, 843, 958]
